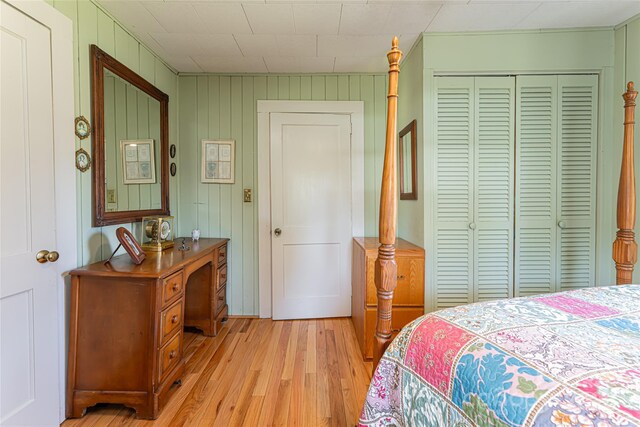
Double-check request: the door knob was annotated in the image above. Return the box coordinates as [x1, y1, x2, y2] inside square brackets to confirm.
[274, 228, 282, 237]
[36, 250, 59, 264]
[469, 222, 476, 230]
[558, 221, 566, 229]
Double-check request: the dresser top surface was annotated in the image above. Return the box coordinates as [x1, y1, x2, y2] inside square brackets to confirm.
[353, 237, 424, 255]
[71, 238, 228, 278]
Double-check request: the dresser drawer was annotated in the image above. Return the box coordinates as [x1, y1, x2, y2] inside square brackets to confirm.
[162, 271, 184, 306]
[217, 244, 227, 267]
[216, 265, 227, 291]
[214, 286, 226, 316]
[158, 331, 182, 383]
[160, 300, 183, 345]
[366, 257, 424, 306]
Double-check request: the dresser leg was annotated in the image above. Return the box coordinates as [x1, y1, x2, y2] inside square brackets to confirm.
[68, 404, 87, 419]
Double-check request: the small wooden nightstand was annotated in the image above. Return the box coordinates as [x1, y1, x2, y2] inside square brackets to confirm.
[351, 237, 425, 360]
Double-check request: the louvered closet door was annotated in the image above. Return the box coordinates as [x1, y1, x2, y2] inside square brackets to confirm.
[515, 75, 598, 296]
[434, 77, 514, 308]
[473, 77, 515, 302]
[515, 76, 558, 296]
[434, 77, 475, 308]
[557, 75, 598, 290]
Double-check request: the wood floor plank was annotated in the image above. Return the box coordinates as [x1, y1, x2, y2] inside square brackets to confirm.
[315, 319, 331, 423]
[256, 321, 293, 425]
[62, 318, 369, 427]
[289, 321, 308, 426]
[325, 329, 347, 427]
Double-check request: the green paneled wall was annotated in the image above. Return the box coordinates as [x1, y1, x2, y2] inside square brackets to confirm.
[614, 16, 640, 283]
[52, 0, 179, 266]
[397, 38, 424, 246]
[177, 74, 387, 315]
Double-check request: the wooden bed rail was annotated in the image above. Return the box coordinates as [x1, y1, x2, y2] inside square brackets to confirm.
[614, 82, 638, 285]
[373, 37, 403, 368]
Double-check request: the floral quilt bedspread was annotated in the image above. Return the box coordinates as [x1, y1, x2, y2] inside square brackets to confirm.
[359, 285, 640, 427]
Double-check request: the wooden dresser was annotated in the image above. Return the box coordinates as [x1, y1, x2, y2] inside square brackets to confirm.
[67, 238, 228, 419]
[351, 237, 425, 360]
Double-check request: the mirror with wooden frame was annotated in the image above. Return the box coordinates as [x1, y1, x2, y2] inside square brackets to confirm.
[91, 45, 170, 226]
[399, 119, 417, 200]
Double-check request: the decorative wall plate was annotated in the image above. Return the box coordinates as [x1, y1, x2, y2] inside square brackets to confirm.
[75, 116, 91, 140]
[170, 144, 176, 158]
[75, 148, 91, 172]
[170, 162, 177, 176]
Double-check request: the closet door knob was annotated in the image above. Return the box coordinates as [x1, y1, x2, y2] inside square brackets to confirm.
[469, 222, 476, 230]
[558, 220, 566, 229]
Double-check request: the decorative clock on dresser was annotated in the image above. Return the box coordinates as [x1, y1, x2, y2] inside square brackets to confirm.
[66, 238, 229, 419]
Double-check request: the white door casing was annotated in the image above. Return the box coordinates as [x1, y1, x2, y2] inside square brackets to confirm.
[0, 0, 75, 424]
[270, 113, 352, 320]
[257, 101, 364, 319]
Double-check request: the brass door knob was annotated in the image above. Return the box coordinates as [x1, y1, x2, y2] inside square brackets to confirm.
[36, 250, 59, 264]
[274, 228, 282, 237]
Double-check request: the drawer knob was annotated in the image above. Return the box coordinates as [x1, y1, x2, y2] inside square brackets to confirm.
[169, 350, 177, 359]
[172, 283, 180, 292]
[218, 296, 224, 301]
[171, 315, 179, 324]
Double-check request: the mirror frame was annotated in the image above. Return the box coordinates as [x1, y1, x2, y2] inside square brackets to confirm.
[399, 119, 418, 200]
[91, 44, 170, 226]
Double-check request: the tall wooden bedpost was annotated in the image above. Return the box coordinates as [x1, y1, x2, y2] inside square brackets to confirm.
[374, 37, 403, 368]
[614, 82, 638, 285]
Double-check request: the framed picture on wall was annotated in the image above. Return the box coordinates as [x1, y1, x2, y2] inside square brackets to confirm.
[201, 140, 235, 184]
[120, 139, 156, 184]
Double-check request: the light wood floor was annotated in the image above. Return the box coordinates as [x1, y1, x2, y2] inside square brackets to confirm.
[62, 318, 372, 427]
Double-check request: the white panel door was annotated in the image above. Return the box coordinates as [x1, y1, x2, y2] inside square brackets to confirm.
[1, 2, 60, 425]
[270, 113, 352, 320]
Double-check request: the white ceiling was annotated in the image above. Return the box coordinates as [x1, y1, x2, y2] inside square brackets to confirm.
[97, 0, 640, 74]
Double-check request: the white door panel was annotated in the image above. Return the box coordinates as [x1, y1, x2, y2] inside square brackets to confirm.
[271, 113, 352, 320]
[1, 2, 60, 425]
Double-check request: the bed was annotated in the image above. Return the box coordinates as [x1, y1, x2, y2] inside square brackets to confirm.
[360, 38, 639, 427]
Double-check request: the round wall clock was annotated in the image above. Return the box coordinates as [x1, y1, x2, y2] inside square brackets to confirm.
[75, 116, 91, 140]
[75, 148, 91, 172]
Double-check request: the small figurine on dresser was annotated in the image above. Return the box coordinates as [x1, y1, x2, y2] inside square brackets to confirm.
[141, 216, 174, 251]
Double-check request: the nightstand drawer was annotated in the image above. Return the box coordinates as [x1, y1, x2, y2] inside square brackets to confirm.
[365, 257, 424, 306]
[162, 271, 183, 307]
[158, 331, 182, 383]
[160, 300, 183, 345]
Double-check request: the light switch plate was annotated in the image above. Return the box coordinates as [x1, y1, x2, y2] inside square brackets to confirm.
[107, 189, 116, 203]
[244, 188, 252, 203]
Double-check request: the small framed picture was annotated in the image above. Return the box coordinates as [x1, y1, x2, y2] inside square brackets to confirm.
[120, 139, 156, 184]
[75, 116, 91, 140]
[75, 148, 91, 172]
[115, 227, 146, 265]
[201, 140, 235, 184]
